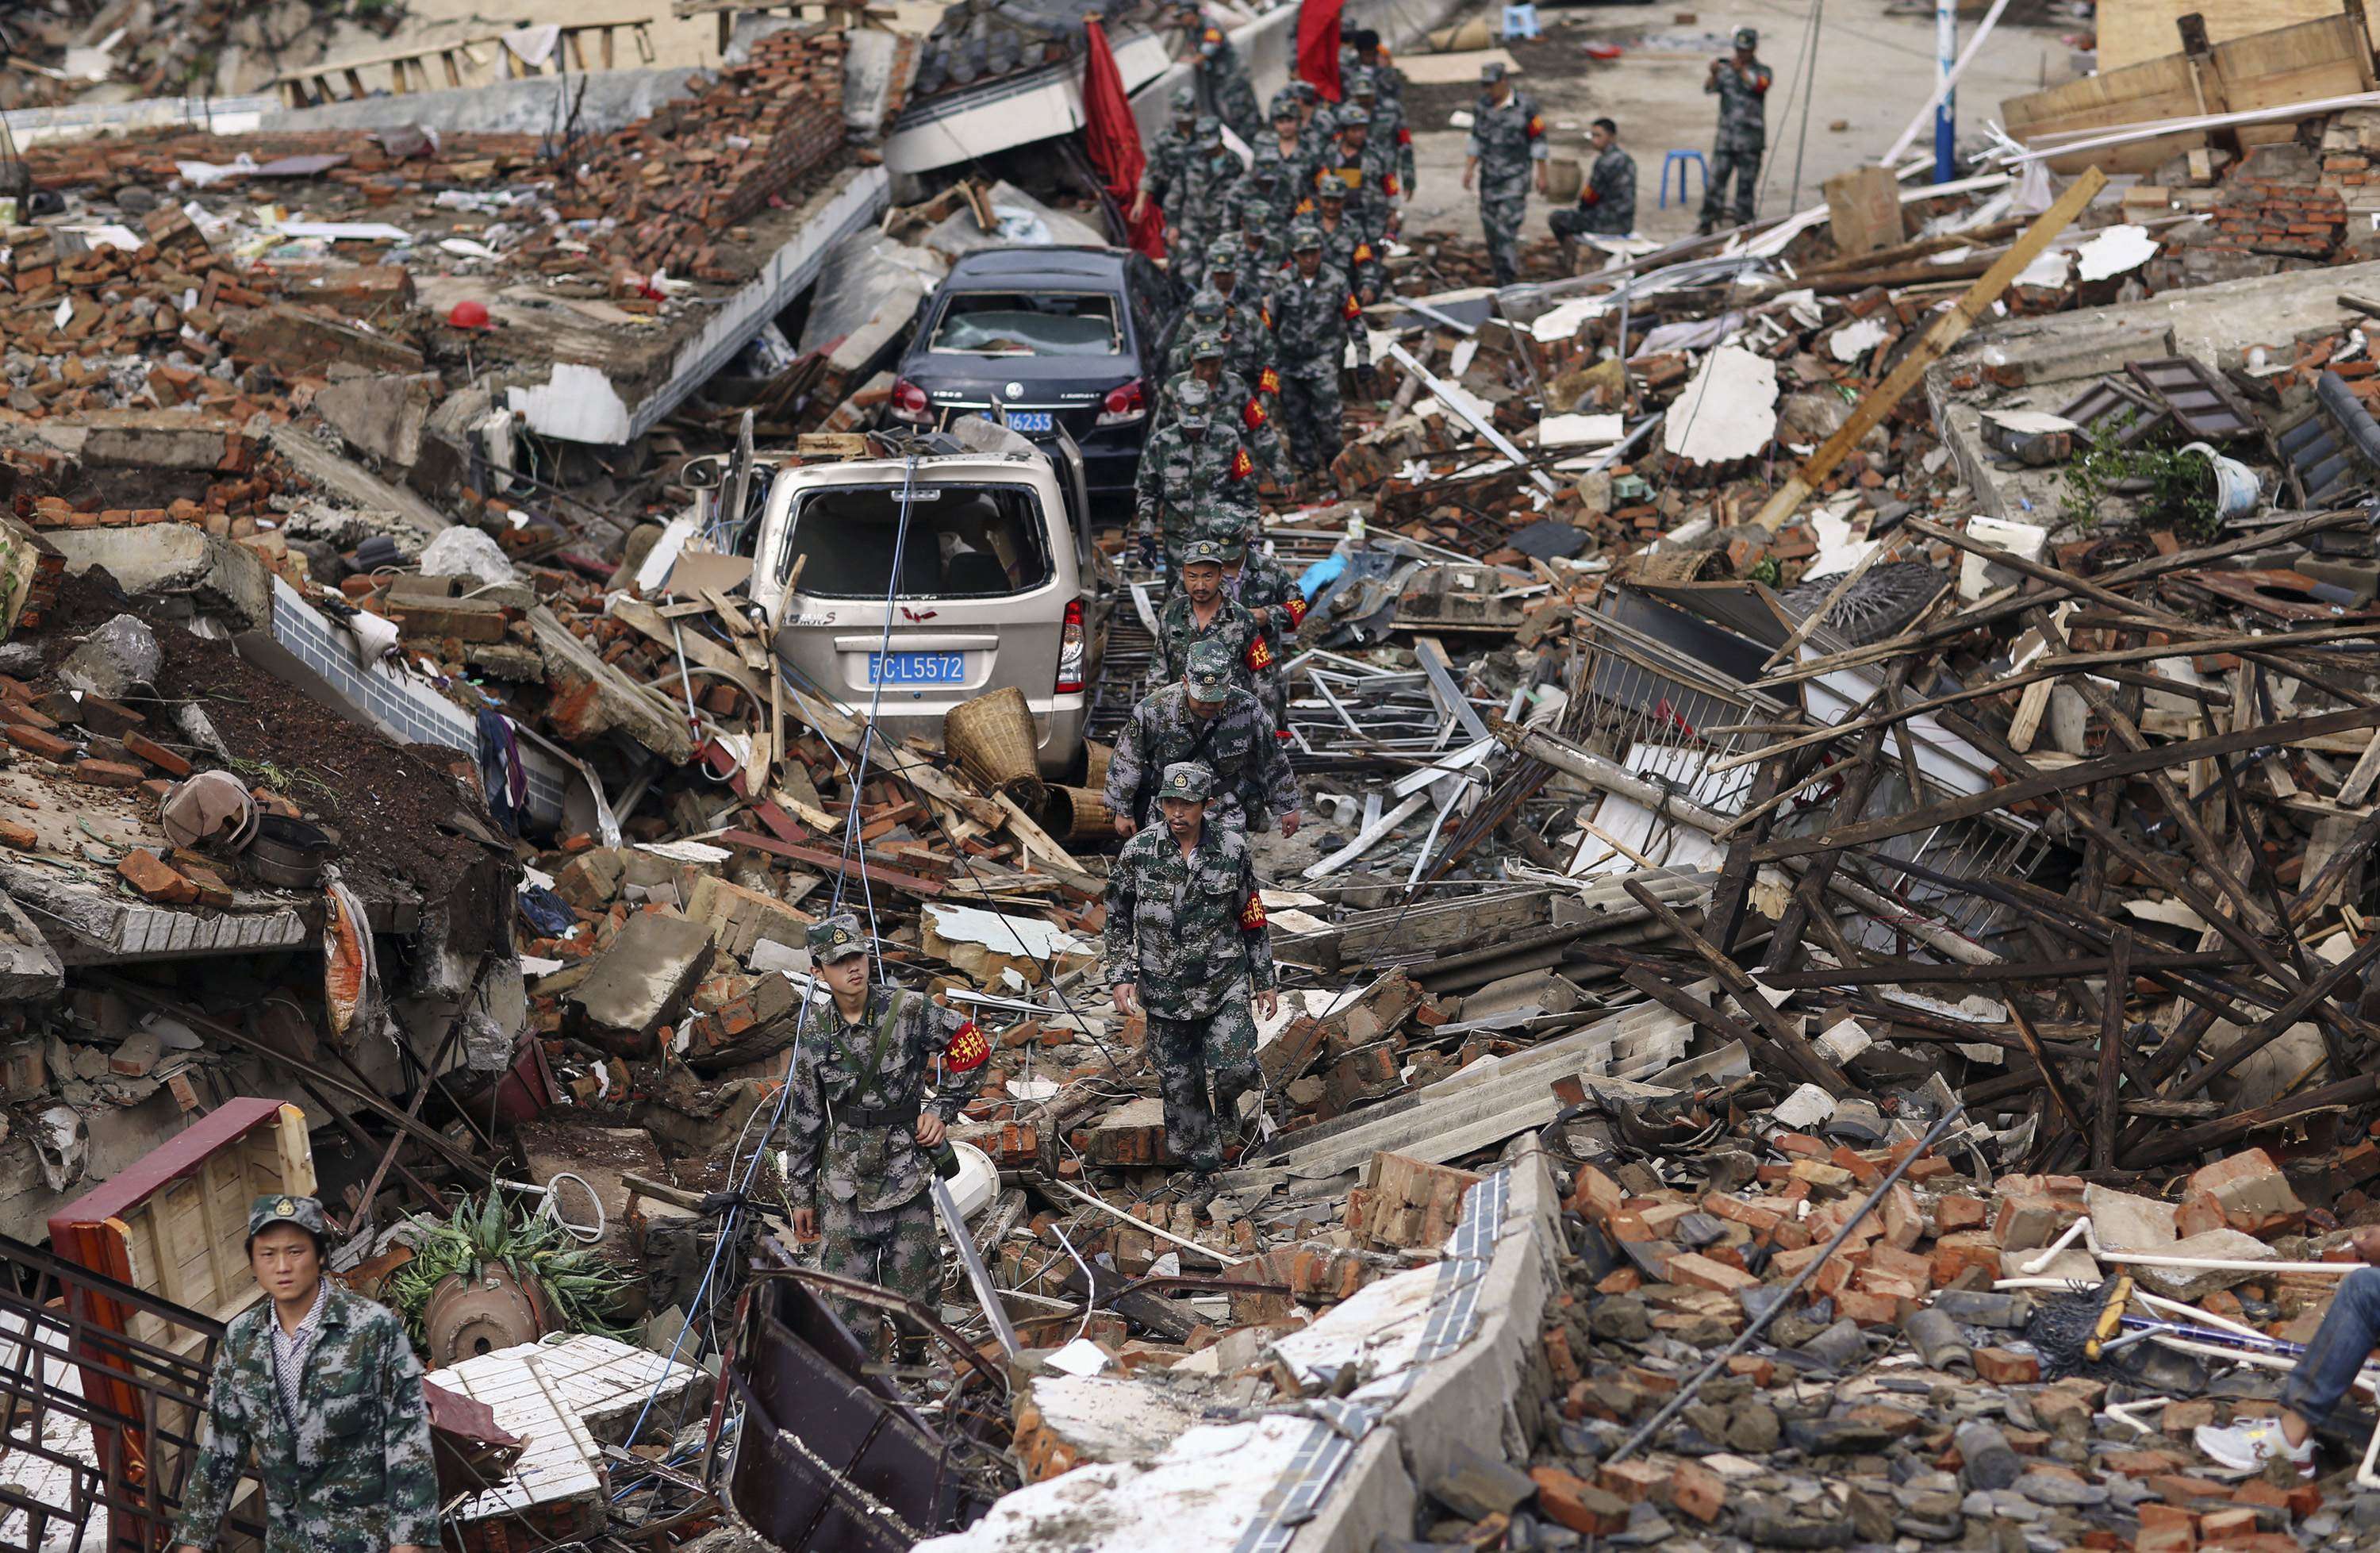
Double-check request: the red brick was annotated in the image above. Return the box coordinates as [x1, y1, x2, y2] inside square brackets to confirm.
[1530, 1467, 1629, 1536]
[1670, 1460, 1725, 1523]
[1935, 1193, 1987, 1231]
[121, 730, 190, 777]
[68, 759, 144, 787]
[1974, 1346, 2041, 1384]
[117, 848, 196, 904]
[3, 724, 74, 760]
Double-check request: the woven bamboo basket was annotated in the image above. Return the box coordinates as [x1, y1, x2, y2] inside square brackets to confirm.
[1084, 738, 1114, 792]
[943, 686, 1046, 809]
[1043, 785, 1117, 842]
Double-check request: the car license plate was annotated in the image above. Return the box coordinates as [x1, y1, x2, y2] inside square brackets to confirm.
[1007, 410, 1054, 433]
[869, 650, 965, 686]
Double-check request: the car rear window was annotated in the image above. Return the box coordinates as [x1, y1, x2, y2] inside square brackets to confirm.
[776, 483, 1054, 599]
[930, 291, 1122, 357]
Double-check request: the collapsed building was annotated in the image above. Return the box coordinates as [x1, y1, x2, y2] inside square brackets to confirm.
[5, 2, 2380, 1552]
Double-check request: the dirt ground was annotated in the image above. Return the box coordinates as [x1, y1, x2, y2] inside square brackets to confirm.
[1397, 0, 2084, 247]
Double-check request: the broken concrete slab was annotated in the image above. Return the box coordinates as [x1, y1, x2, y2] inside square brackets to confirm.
[566, 911, 716, 1056]
[314, 372, 442, 470]
[46, 524, 273, 632]
[528, 605, 696, 764]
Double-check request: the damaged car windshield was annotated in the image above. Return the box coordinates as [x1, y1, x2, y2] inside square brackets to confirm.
[928, 291, 1121, 356]
[776, 483, 1054, 599]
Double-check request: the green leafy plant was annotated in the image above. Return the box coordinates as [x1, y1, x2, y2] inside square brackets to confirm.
[384, 1189, 634, 1352]
[2059, 417, 2221, 539]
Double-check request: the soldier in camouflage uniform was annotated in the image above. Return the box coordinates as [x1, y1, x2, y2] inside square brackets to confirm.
[1205, 509, 1305, 734]
[1106, 639, 1296, 838]
[1700, 27, 1772, 234]
[1171, 121, 1243, 291]
[171, 1195, 440, 1553]
[1308, 102, 1400, 244]
[1550, 117, 1637, 265]
[1311, 179, 1384, 306]
[1160, 330, 1287, 484]
[769, 913, 989, 1348]
[1131, 86, 1201, 232]
[1203, 240, 1279, 395]
[1227, 150, 1292, 248]
[1180, 5, 1265, 145]
[1104, 760, 1280, 1207]
[1166, 288, 1229, 379]
[1464, 60, 1549, 287]
[1273, 221, 1370, 474]
[1263, 91, 1317, 217]
[1345, 62, 1415, 203]
[1231, 197, 1290, 283]
[1153, 536, 1273, 703]
[1134, 380, 1257, 582]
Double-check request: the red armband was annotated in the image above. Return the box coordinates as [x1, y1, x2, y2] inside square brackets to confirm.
[1245, 635, 1273, 671]
[1341, 293, 1361, 321]
[943, 1021, 989, 1073]
[1229, 447, 1253, 479]
[1257, 364, 1280, 394]
[1282, 595, 1308, 626]
[1239, 893, 1268, 931]
[1243, 396, 1268, 430]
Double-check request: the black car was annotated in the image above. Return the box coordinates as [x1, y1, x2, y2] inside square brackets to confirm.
[887, 245, 1177, 509]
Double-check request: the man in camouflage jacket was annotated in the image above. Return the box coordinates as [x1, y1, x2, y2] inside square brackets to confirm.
[1181, 6, 1264, 144]
[1310, 179, 1384, 306]
[1170, 121, 1242, 292]
[1157, 330, 1287, 484]
[1134, 380, 1257, 582]
[1107, 640, 1296, 839]
[1104, 761, 1280, 1201]
[1131, 86, 1200, 230]
[1205, 509, 1305, 734]
[1205, 242, 1280, 390]
[1551, 117, 1637, 259]
[1152, 536, 1273, 702]
[171, 1195, 439, 1553]
[1700, 27, 1772, 233]
[1273, 221, 1369, 474]
[1345, 61, 1415, 201]
[770, 913, 989, 1345]
[1311, 96, 1401, 239]
[1261, 91, 1318, 222]
[1464, 60, 1549, 287]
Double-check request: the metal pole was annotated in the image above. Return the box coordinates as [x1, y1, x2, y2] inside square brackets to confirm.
[1934, 0, 1957, 183]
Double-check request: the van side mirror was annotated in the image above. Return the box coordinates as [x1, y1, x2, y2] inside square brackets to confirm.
[680, 456, 724, 490]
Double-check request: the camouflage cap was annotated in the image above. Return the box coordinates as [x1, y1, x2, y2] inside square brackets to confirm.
[1188, 330, 1227, 361]
[1171, 84, 1196, 113]
[1733, 25, 1758, 48]
[1205, 236, 1239, 267]
[1189, 288, 1226, 321]
[1195, 113, 1223, 142]
[1269, 86, 1301, 119]
[1315, 176, 1347, 201]
[248, 1194, 329, 1240]
[1200, 510, 1251, 559]
[1249, 155, 1280, 183]
[1289, 220, 1323, 249]
[1480, 60, 1508, 83]
[1345, 67, 1376, 95]
[1175, 377, 1213, 429]
[1338, 104, 1371, 129]
[1290, 79, 1319, 102]
[1184, 640, 1234, 698]
[1157, 762, 1215, 801]
[1181, 536, 1226, 569]
[806, 910, 871, 964]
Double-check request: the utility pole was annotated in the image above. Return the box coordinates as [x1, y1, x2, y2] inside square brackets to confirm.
[1934, 0, 1956, 182]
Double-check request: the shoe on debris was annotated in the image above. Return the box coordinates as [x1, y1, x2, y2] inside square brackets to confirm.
[2193, 1418, 2315, 1478]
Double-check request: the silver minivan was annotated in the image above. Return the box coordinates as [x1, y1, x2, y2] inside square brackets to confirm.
[689, 422, 1104, 778]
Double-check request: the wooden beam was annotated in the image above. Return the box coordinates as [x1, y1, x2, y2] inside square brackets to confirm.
[1752, 166, 2108, 532]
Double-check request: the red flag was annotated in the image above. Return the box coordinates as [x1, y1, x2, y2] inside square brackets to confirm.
[1081, 20, 1166, 260]
[1296, 0, 1343, 102]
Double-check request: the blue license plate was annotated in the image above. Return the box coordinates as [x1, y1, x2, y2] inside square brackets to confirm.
[1007, 410, 1054, 432]
[869, 650, 965, 685]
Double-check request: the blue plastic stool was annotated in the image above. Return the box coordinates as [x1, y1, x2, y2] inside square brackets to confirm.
[1659, 148, 1708, 210]
[1499, 3, 1541, 39]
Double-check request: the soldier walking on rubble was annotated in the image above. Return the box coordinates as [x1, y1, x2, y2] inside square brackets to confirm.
[766, 913, 990, 1351]
[1107, 639, 1296, 840]
[1131, 86, 1200, 233]
[1135, 379, 1257, 583]
[1273, 221, 1369, 475]
[1464, 60, 1548, 288]
[1205, 509, 1304, 736]
[171, 1194, 440, 1553]
[1177, 2, 1264, 145]
[1699, 27, 1772, 235]
[1153, 536, 1273, 706]
[1104, 761, 1280, 1214]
